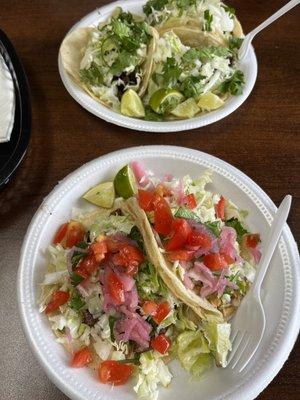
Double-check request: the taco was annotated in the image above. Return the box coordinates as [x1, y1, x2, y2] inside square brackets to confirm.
[143, 0, 244, 47]
[122, 197, 224, 322]
[60, 7, 158, 112]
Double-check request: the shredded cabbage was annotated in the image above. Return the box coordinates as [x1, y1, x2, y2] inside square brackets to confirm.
[134, 351, 172, 400]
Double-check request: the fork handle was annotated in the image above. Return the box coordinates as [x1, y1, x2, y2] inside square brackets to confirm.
[239, 0, 300, 59]
[252, 195, 292, 296]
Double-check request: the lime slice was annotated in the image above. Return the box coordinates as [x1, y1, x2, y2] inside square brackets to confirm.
[121, 89, 145, 118]
[149, 88, 184, 115]
[114, 165, 137, 199]
[171, 98, 200, 119]
[83, 181, 115, 208]
[197, 92, 224, 111]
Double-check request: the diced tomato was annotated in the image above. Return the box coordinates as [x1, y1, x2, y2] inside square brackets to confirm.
[222, 254, 235, 265]
[53, 221, 85, 248]
[99, 360, 134, 386]
[186, 231, 212, 249]
[183, 194, 197, 209]
[153, 194, 173, 236]
[53, 223, 68, 244]
[155, 184, 172, 197]
[142, 300, 158, 316]
[151, 334, 171, 355]
[71, 347, 93, 368]
[203, 253, 231, 271]
[45, 290, 69, 314]
[105, 237, 125, 253]
[215, 196, 225, 220]
[138, 189, 155, 212]
[153, 301, 170, 324]
[244, 234, 260, 248]
[113, 245, 144, 276]
[89, 241, 108, 262]
[165, 218, 192, 251]
[167, 249, 194, 262]
[107, 272, 125, 306]
[79, 254, 99, 275]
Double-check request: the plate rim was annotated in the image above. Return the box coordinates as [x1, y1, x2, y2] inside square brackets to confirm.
[18, 145, 300, 400]
[57, 0, 258, 133]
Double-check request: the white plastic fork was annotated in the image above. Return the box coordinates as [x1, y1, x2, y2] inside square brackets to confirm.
[239, 0, 300, 60]
[227, 195, 292, 372]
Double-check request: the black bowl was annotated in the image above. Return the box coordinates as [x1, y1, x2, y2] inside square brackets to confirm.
[0, 29, 31, 189]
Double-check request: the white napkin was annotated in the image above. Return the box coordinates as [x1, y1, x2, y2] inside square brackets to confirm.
[0, 53, 15, 143]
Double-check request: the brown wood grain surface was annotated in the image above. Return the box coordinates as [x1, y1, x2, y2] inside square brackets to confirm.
[0, 1, 299, 399]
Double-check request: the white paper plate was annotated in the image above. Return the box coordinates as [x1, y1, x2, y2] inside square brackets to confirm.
[58, 0, 257, 132]
[18, 146, 300, 400]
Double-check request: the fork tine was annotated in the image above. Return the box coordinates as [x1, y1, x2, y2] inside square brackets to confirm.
[236, 335, 261, 372]
[231, 334, 251, 369]
[227, 330, 242, 365]
[228, 332, 249, 367]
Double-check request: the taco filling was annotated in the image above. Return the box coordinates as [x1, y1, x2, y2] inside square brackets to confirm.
[60, 1, 246, 121]
[40, 162, 261, 399]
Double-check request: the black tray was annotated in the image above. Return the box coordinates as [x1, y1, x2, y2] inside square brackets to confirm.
[0, 29, 31, 189]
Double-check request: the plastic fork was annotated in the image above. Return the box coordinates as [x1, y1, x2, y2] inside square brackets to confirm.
[227, 195, 292, 372]
[239, 0, 300, 60]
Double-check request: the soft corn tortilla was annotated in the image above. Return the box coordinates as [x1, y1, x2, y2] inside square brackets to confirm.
[122, 198, 224, 323]
[157, 15, 244, 47]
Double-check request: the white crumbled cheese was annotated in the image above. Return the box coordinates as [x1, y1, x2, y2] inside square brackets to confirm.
[211, 56, 232, 76]
[221, 294, 231, 304]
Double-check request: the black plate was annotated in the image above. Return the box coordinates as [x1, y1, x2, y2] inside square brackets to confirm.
[0, 29, 31, 189]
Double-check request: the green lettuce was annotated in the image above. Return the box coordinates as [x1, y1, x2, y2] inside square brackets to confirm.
[176, 330, 213, 377]
[203, 322, 232, 367]
[136, 262, 168, 301]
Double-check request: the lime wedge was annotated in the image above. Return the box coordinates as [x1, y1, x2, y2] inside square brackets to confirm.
[149, 88, 184, 115]
[114, 165, 137, 199]
[197, 92, 224, 111]
[121, 89, 145, 118]
[83, 181, 115, 208]
[171, 98, 200, 119]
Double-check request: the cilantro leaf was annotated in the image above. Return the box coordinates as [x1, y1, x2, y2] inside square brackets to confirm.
[70, 292, 86, 310]
[80, 62, 104, 86]
[70, 272, 84, 286]
[225, 218, 248, 243]
[229, 37, 243, 51]
[220, 70, 245, 95]
[203, 10, 213, 32]
[182, 46, 231, 67]
[144, 106, 163, 121]
[181, 76, 204, 98]
[176, 0, 197, 8]
[143, 0, 169, 15]
[162, 57, 182, 87]
[71, 242, 88, 267]
[128, 226, 146, 251]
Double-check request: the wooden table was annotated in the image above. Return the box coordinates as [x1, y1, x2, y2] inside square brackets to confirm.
[0, 1, 299, 399]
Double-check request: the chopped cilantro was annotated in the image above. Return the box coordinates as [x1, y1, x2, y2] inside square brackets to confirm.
[162, 57, 182, 87]
[176, 0, 197, 8]
[229, 37, 244, 51]
[220, 70, 245, 95]
[175, 207, 200, 221]
[71, 242, 88, 267]
[143, 0, 169, 15]
[69, 292, 86, 310]
[203, 10, 213, 32]
[128, 226, 146, 252]
[70, 272, 84, 286]
[225, 217, 248, 243]
[80, 62, 104, 86]
[181, 76, 204, 98]
[144, 105, 163, 121]
[182, 46, 231, 67]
